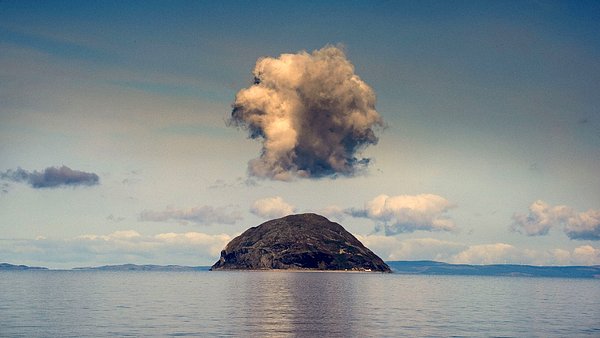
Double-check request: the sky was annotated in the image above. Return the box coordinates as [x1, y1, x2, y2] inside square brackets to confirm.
[1, 0, 599, 268]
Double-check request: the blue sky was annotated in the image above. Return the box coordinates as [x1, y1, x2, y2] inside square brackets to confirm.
[1, 0, 599, 268]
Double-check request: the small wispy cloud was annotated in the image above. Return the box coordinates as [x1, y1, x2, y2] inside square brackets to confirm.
[121, 170, 142, 185]
[511, 200, 600, 240]
[139, 205, 242, 225]
[0, 165, 99, 189]
[208, 177, 258, 189]
[106, 214, 125, 223]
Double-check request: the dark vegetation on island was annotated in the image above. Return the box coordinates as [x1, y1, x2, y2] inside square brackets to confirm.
[211, 213, 391, 272]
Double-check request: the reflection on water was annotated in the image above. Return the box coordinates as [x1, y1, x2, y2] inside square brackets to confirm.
[0, 270, 599, 337]
[237, 272, 361, 337]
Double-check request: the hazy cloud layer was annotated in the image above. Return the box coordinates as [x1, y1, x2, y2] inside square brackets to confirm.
[250, 196, 296, 219]
[229, 45, 383, 180]
[140, 205, 242, 225]
[357, 235, 466, 262]
[357, 235, 600, 266]
[511, 200, 600, 240]
[349, 194, 456, 234]
[1, 166, 99, 188]
[0, 230, 232, 268]
[451, 243, 522, 265]
[452, 243, 600, 266]
[2, 232, 598, 268]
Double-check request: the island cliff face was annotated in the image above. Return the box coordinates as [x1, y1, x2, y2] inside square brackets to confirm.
[211, 213, 391, 272]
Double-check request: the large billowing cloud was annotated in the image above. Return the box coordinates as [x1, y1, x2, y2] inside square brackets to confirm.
[140, 205, 242, 225]
[349, 194, 456, 234]
[1, 165, 99, 188]
[511, 200, 600, 240]
[229, 45, 383, 180]
[250, 196, 296, 219]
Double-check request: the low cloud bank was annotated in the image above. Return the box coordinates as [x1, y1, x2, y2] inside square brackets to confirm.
[357, 235, 600, 266]
[2, 232, 598, 268]
[0, 230, 232, 268]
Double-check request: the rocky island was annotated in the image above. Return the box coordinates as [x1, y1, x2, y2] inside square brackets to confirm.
[211, 213, 391, 272]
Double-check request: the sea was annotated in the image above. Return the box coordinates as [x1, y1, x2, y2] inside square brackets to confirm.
[1, 270, 598, 337]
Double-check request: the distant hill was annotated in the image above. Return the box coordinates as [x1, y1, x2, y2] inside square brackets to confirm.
[72, 264, 211, 271]
[387, 261, 600, 279]
[0, 263, 48, 270]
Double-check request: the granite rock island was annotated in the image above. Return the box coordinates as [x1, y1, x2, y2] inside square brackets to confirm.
[211, 213, 391, 272]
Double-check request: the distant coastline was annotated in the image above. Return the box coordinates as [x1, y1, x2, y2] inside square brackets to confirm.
[0, 263, 48, 270]
[386, 261, 600, 279]
[2, 261, 599, 278]
[72, 264, 210, 271]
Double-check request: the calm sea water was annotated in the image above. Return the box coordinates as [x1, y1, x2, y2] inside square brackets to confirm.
[0, 271, 598, 337]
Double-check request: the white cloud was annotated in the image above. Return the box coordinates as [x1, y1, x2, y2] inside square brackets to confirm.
[511, 200, 600, 240]
[139, 205, 242, 225]
[350, 194, 456, 234]
[510, 200, 571, 236]
[250, 196, 296, 219]
[564, 209, 600, 241]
